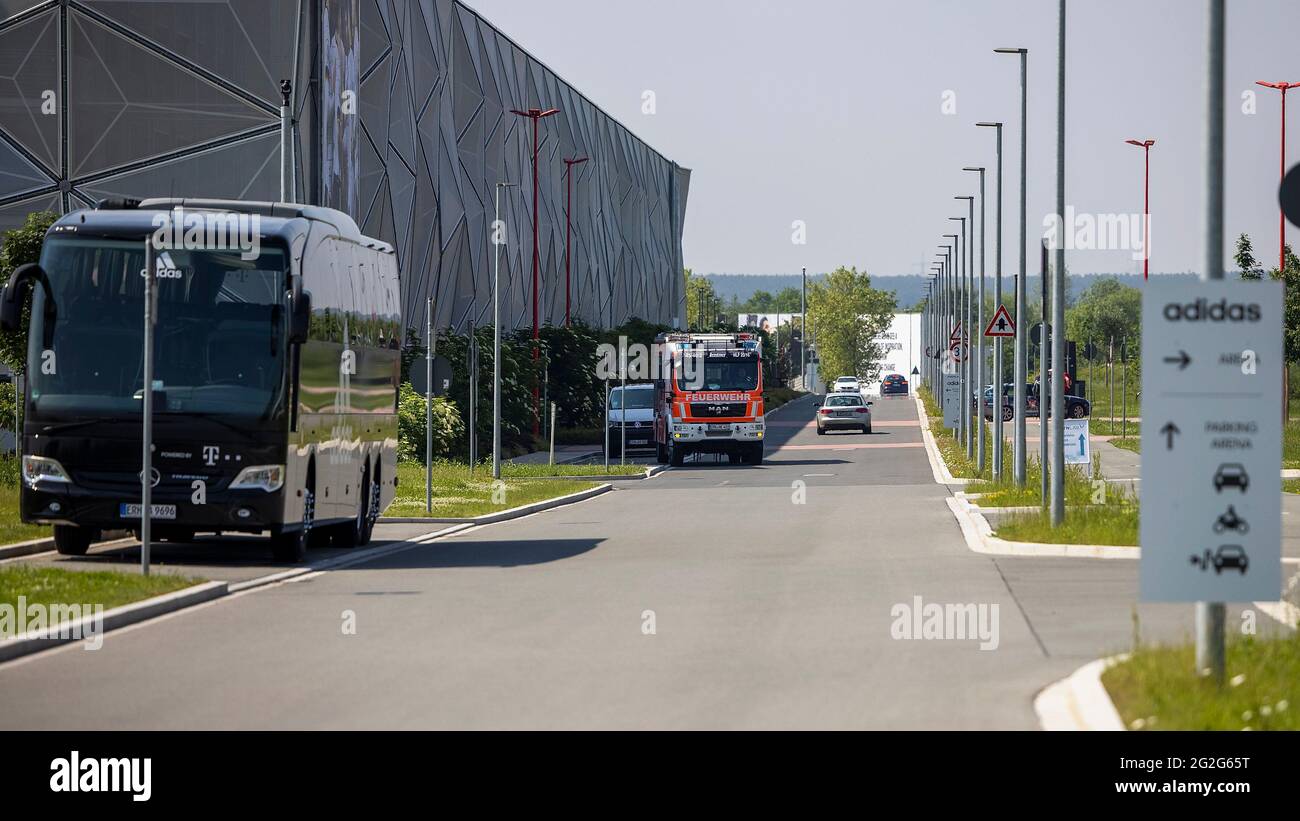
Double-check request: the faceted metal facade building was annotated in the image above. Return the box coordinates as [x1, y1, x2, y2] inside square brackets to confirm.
[0, 0, 690, 334]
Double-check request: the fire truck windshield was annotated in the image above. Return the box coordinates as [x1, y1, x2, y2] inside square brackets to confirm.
[677, 357, 759, 392]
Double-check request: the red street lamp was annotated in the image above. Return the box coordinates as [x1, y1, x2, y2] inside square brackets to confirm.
[1256, 81, 1300, 272]
[511, 106, 559, 435]
[1124, 139, 1155, 280]
[563, 156, 588, 328]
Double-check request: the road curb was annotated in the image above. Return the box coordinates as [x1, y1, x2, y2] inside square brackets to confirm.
[379, 482, 613, 525]
[914, 393, 972, 486]
[944, 495, 1138, 559]
[1034, 655, 1129, 731]
[0, 580, 229, 664]
[0, 531, 133, 562]
[0, 536, 54, 561]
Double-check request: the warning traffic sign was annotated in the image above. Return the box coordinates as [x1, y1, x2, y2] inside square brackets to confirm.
[984, 305, 1015, 337]
[949, 322, 964, 343]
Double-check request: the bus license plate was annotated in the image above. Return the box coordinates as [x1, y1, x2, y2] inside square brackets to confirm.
[119, 503, 177, 520]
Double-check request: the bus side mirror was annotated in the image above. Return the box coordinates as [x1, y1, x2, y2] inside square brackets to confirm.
[1, 263, 55, 347]
[288, 281, 311, 344]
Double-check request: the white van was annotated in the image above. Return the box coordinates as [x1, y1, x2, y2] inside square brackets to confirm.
[607, 383, 656, 456]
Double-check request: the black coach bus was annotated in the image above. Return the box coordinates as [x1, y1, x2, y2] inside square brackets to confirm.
[0, 199, 400, 561]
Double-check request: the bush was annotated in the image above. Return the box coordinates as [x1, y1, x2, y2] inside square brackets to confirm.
[397, 383, 464, 462]
[0, 211, 58, 376]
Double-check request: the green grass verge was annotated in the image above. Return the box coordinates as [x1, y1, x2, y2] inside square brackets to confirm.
[993, 503, 1139, 546]
[0, 565, 197, 615]
[500, 462, 644, 477]
[0, 482, 48, 546]
[1088, 418, 1139, 438]
[1108, 436, 1140, 454]
[1102, 635, 1300, 730]
[966, 457, 1102, 507]
[1286, 419, 1300, 470]
[1284, 477, 1300, 494]
[391, 461, 602, 518]
[919, 389, 994, 480]
[1079, 360, 1141, 419]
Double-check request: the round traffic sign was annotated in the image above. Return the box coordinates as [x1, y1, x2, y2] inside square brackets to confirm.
[1281, 163, 1300, 229]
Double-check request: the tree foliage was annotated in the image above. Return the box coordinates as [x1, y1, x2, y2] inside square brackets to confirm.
[0, 211, 58, 375]
[1064, 277, 1141, 360]
[806, 266, 896, 383]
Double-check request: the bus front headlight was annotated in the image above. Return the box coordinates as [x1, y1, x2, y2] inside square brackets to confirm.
[229, 465, 285, 492]
[22, 455, 70, 488]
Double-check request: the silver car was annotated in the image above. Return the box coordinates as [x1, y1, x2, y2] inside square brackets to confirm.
[816, 393, 873, 434]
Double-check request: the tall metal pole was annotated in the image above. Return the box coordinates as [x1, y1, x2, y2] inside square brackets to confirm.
[511, 108, 559, 438]
[957, 197, 975, 458]
[1050, 0, 1067, 526]
[1197, 0, 1226, 685]
[800, 266, 807, 386]
[1040, 240, 1049, 508]
[425, 298, 433, 511]
[141, 238, 154, 576]
[978, 122, 1005, 480]
[949, 220, 967, 445]
[965, 169, 987, 474]
[492, 183, 512, 481]
[279, 80, 292, 202]
[996, 48, 1029, 487]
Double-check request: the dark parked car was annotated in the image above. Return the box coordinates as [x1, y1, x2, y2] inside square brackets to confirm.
[983, 383, 1089, 421]
[880, 373, 909, 396]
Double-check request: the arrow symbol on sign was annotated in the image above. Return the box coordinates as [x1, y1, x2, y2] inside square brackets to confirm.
[1078, 433, 1086, 453]
[1160, 421, 1180, 450]
[1162, 350, 1191, 370]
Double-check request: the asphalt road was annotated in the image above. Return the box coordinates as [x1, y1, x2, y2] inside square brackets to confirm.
[0, 393, 1289, 729]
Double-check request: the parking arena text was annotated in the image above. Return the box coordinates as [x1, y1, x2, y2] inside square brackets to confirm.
[889, 596, 999, 650]
[50, 751, 151, 802]
[0, 596, 103, 650]
[150, 205, 261, 260]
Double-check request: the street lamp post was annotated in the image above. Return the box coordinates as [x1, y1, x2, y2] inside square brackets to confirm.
[1255, 81, 1300, 273]
[949, 218, 968, 450]
[563, 156, 588, 327]
[956, 198, 975, 459]
[510, 106, 560, 437]
[976, 122, 1005, 480]
[942, 237, 958, 433]
[1050, 0, 1067, 526]
[995, 46, 1029, 488]
[1125, 139, 1156, 280]
[801, 266, 807, 386]
[492, 181, 518, 481]
[963, 169, 987, 474]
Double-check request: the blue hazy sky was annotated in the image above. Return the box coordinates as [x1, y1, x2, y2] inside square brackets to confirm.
[470, 0, 1300, 277]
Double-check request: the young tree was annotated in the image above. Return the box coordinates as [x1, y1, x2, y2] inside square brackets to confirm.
[806, 266, 896, 384]
[1236, 232, 1263, 280]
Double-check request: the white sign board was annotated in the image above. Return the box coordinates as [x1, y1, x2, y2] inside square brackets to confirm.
[1139, 279, 1282, 602]
[942, 373, 961, 428]
[1063, 417, 1090, 465]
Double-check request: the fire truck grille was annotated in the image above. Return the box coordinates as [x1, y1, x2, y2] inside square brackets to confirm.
[689, 402, 747, 418]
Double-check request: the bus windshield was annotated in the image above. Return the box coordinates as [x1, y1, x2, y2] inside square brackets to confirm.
[28, 237, 288, 420]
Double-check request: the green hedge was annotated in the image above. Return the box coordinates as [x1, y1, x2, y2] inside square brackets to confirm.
[396, 383, 464, 462]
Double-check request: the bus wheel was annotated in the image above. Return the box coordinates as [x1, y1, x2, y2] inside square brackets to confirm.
[53, 525, 96, 556]
[334, 476, 366, 550]
[359, 465, 380, 546]
[271, 487, 313, 562]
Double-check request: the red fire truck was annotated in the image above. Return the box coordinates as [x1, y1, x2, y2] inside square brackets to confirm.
[653, 332, 765, 466]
